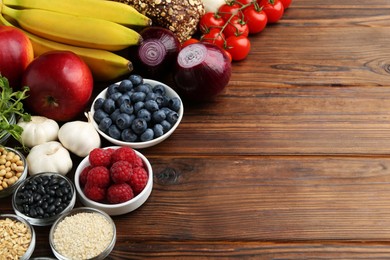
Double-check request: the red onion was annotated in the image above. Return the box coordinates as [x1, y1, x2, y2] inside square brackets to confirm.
[130, 26, 181, 80]
[173, 42, 232, 102]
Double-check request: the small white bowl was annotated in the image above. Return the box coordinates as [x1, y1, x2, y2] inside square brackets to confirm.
[0, 213, 36, 260]
[74, 146, 153, 216]
[90, 79, 183, 149]
[0, 147, 28, 198]
[49, 207, 116, 260]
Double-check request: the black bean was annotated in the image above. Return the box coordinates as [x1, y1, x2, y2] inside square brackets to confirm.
[47, 204, 56, 213]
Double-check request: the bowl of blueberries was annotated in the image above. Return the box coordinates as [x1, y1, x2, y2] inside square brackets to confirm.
[12, 172, 76, 226]
[91, 74, 183, 149]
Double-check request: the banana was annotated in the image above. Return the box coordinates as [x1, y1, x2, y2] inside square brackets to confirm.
[3, 0, 152, 28]
[0, 13, 133, 82]
[1, 5, 142, 51]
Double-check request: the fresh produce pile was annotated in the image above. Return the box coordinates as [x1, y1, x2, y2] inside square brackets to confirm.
[0, 0, 292, 257]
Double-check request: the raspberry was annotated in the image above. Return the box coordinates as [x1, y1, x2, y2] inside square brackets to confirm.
[111, 147, 136, 165]
[110, 161, 133, 183]
[134, 155, 144, 168]
[128, 166, 148, 195]
[79, 165, 93, 187]
[86, 166, 111, 188]
[84, 183, 106, 202]
[89, 148, 112, 167]
[106, 183, 134, 204]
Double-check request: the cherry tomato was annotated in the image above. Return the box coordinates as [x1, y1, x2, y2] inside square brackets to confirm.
[279, 0, 292, 9]
[225, 35, 251, 61]
[222, 48, 232, 63]
[258, 0, 284, 23]
[201, 28, 225, 49]
[236, 0, 256, 5]
[243, 5, 268, 34]
[198, 12, 225, 34]
[223, 16, 249, 38]
[182, 38, 199, 48]
[218, 3, 242, 21]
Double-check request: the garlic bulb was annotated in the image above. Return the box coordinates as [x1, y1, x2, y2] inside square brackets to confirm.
[17, 116, 59, 148]
[202, 0, 226, 13]
[27, 141, 73, 176]
[58, 117, 101, 157]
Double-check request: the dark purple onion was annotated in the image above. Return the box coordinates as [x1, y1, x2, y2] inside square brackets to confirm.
[132, 26, 181, 80]
[173, 42, 232, 102]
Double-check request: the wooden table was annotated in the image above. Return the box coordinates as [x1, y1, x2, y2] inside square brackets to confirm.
[3, 0, 390, 258]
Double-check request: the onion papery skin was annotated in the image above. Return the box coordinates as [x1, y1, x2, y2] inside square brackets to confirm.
[173, 42, 232, 102]
[131, 26, 181, 80]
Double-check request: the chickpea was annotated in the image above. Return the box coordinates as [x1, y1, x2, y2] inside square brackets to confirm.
[0, 148, 25, 191]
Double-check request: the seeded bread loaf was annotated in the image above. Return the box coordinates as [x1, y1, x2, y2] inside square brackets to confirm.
[114, 0, 205, 43]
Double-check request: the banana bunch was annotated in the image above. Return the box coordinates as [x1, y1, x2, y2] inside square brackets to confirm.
[0, 0, 152, 81]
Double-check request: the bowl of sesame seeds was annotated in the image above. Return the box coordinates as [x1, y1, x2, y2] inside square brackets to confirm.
[49, 207, 116, 260]
[0, 214, 36, 260]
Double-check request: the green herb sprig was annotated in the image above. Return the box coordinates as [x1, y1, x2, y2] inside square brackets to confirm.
[0, 75, 31, 143]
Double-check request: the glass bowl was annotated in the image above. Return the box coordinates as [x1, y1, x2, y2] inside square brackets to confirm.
[0, 213, 36, 259]
[49, 207, 116, 260]
[0, 147, 28, 198]
[12, 172, 76, 226]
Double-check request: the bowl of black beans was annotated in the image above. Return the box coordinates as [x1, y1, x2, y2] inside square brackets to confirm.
[90, 74, 183, 149]
[12, 172, 76, 226]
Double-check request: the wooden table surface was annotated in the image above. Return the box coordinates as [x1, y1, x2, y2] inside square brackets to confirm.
[3, 0, 390, 258]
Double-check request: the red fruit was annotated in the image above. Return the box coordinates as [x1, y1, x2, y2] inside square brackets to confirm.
[23, 50, 93, 121]
[0, 25, 34, 89]
[79, 165, 93, 187]
[84, 183, 106, 202]
[128, 167, 149, 195]
[89, 148, 112, 167]
[107, 183, 134, 204]
[111, 147, 137, 165]
[86, 166, 111, 188]
[110, 161, 133, 183]
[134, 155, 144, 168]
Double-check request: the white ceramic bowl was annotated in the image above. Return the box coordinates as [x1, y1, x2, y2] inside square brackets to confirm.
[74, 146, 153, 216]
[0, 147, 28, 198]
[12, 172, 76, 226]
[0, 213, 36, 260]
[49, 207, 116, 260]
[90, 79, 183, 149]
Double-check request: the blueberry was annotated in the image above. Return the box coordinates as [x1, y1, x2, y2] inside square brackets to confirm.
[108, 125, 121, 140]
[137, 108, 151, 122]
[160, 120, 172, 133]
[140, 128, 154, 141]
[160, 107, 174, 115]
[121, 128, 138, 142]
[152, 84, 166, 95]
[93, 109, 109, 123]
[145, 92, 158, 101]
[116, 113, 134, 130]
[135, 83, 152, 94]
[167, 111, 179, 125]
[98, 117, 112, 132]
[133, 101, 145, 113]
[110, 109, 121, 122]
[128, 74, 143, 86]
[103, 98, 116, 114]
[131, 92, 146, 103]
[109, 92, 122, 102]
[116, 94, 130, 107]
[144, 100, 159, 112]
[153, 124, 164, 138]
[120, 102, 134, 114]
[93, 98, 105, 110]
[168, 97, 181, 112]
[156, 95, 169, 107]
[118, 79, 133, 92]
[131, 118, 147, 134]
[107, 83, 119, 96]
[152, 110, 166, 123]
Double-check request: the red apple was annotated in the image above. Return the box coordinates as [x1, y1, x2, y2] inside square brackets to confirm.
[23, 51, 94, 121]
[0, 25, 34, 89]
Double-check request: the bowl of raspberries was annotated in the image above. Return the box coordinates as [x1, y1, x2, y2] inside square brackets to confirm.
[74, 146, 153, 216]
[91, 74, 183, 149]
